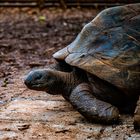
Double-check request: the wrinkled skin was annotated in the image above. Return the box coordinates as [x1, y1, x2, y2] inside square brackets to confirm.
[25, 4, 140, 126]
[25, 65, 120, 123]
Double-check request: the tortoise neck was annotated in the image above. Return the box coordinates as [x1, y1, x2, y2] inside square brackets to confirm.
[48, 70, 84, 99]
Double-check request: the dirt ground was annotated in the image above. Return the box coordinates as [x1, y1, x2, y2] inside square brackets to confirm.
[0, 7, 140, 140]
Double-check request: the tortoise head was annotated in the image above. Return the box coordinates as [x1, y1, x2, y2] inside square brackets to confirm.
[24, 69, 61, 95]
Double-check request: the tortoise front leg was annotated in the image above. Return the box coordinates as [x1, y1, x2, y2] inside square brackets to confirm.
[69, 83, 119, 124]
[134, 96, 140, 131]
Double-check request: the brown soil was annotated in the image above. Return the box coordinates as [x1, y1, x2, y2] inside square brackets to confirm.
[0, 7, 140, 140]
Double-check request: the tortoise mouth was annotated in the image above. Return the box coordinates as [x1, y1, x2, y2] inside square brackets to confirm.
[25, 80, 49, 91]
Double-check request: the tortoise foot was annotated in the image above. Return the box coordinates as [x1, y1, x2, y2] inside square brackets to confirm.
[134, 114, 140, 132]
[134, 96, 140, 131]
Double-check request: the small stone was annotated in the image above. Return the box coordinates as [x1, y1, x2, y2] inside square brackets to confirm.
[17, 124, 30, 131]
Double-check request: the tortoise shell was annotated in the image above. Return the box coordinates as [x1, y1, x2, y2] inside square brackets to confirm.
[53, 4, 140, 95]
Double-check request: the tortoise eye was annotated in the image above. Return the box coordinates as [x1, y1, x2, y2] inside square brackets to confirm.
[34, 73, 42, 80]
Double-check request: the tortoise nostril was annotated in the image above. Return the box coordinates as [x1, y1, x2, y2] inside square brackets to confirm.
[24, 77, 31, 86]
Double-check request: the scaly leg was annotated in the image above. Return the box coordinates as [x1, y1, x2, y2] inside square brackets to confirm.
[69, 83, 119, 124]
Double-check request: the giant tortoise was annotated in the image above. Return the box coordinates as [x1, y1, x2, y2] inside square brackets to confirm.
[24, 4, 140, 128]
